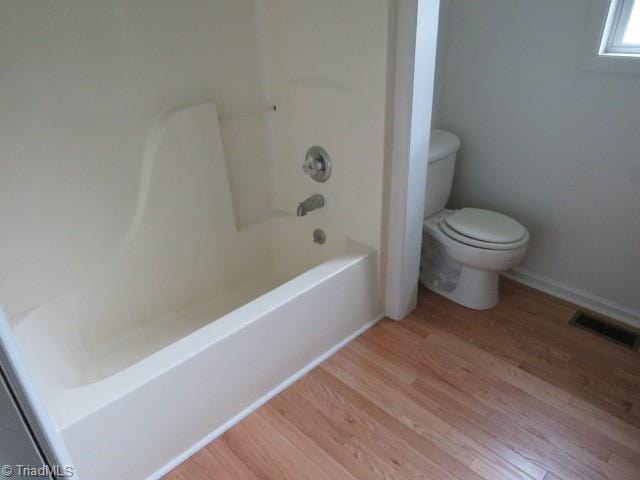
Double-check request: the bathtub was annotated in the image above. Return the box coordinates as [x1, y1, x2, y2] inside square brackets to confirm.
[12, 228, 379, 479]
[8, 103, 381, 479]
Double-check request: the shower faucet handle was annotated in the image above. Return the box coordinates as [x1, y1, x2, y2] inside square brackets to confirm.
[302, 157, 322, 176]
[302, 146, 332, 183]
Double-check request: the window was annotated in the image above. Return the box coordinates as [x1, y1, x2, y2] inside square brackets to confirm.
[601, 0, 640, 56]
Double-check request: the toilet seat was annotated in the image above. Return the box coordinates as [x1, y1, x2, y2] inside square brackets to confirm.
[437, 208, 529, 251]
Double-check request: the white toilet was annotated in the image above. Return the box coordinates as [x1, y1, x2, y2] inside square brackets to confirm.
[420, 130, 529, 310]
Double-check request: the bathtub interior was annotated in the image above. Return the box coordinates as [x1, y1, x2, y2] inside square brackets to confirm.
[13, 102, 354, 393]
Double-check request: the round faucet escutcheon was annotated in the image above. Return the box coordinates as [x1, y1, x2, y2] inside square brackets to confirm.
[303, 146, 332, 183]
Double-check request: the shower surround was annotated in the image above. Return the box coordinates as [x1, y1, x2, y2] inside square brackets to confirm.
[0, 1, 390, 478]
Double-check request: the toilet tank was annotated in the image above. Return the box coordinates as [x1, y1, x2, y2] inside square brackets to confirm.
[424, 129, 461, 218]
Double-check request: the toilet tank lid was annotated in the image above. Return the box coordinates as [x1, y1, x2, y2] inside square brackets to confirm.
[429, 129, 461, 164]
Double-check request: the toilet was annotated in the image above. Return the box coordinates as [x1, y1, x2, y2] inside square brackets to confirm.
[420, 130, 529, 310]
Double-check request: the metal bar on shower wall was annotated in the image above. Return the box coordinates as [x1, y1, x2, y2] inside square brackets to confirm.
[218, 104, 277, 123]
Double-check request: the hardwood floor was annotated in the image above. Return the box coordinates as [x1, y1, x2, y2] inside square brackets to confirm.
[165, 280, 640, 479]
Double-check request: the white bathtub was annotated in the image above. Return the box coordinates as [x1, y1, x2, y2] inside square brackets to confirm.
[13, 231, 379, 479]
[8, 103, 382, 479]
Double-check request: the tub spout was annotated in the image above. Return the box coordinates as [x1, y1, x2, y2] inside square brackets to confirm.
[297, 194, 324, 216]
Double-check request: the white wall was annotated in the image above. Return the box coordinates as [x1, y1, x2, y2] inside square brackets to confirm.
[385, 0, 441, 320]
[435, 0, 640, 324]
[0, 1, 275, 319]
[431, 0, 451, 128]
[264, 0, 390, 258]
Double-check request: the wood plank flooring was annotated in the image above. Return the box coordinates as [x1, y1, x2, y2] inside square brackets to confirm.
[165, 280, 640, 479]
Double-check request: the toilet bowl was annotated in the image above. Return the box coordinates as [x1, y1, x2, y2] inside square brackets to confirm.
[421, 208, 528, 309]
[420, 130, 529, 309]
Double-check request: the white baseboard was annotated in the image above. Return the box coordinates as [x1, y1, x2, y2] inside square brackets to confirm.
[147, 312, 384, 480]
[504, 268, 640, 330]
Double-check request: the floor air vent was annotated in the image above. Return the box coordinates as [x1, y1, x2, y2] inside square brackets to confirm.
[570, 312, 640, 350]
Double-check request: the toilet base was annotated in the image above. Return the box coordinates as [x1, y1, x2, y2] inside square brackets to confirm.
[420, 265, 499, 310]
